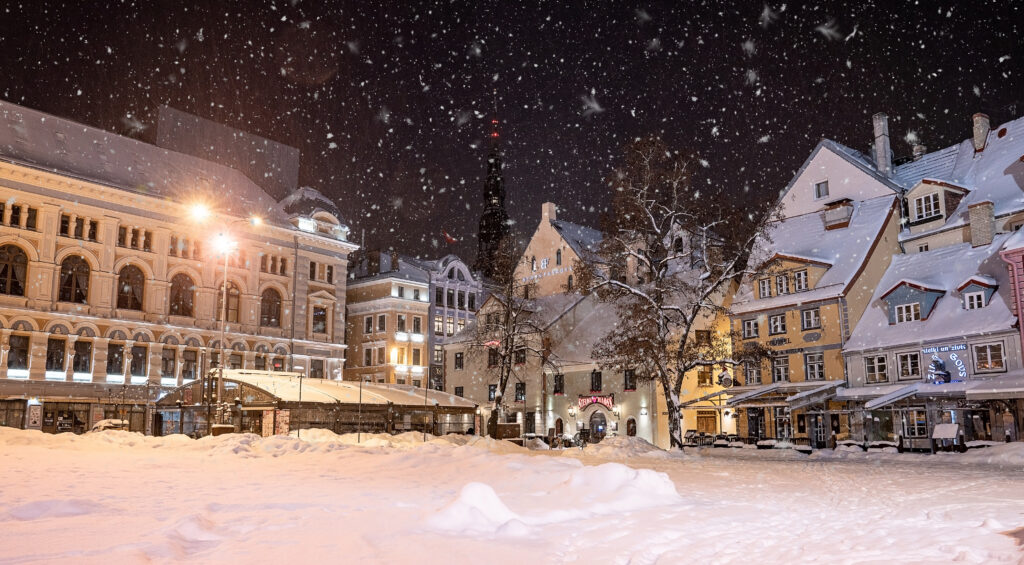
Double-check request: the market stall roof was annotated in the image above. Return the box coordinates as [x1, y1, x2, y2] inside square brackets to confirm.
[678, 389, 731, 408]
[864, 381, 976, 410]
[166, 371, 477, 409]
[836, 384, 909, 402]
[965, 371, 1024, 400]
[726, 381, 831, 407]
[785, 381, 844, 411]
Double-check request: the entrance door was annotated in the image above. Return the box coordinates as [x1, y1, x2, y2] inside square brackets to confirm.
[696, 410, 717, 434]
[627, 418, 637, 437]
[555, 418, 563, 436]
[589, 411, 607, 442]
[811, 414, 827, 448]
[747, 408, 765, 440]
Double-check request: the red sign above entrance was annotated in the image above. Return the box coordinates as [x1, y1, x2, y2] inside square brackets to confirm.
[578, 394, 614, 411]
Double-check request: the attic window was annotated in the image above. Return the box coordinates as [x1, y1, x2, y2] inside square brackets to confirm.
[895, 303, 921, 323]
[998, 128, 1007, 138]
[814, 180, 829, 199]
[913, 193, 940, 221]
[964, 292, 985, 310]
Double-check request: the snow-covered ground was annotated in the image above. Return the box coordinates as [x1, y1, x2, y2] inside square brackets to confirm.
[1, 429, 1023, 564]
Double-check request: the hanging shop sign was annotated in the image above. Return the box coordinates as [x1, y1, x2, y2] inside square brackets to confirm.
[578, 394, 614, 411]
[921, 343, 968, 383]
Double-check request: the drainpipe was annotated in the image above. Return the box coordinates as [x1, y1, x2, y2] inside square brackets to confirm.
[999, 248, 1024, 361]
[289, 234, 299, 373]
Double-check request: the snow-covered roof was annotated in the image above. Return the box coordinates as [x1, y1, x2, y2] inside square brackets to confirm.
[547, 295, 617, 366]
[733, 195, 897, 314]
[896, 114, 1024, 240]
[844, 234, 1017, 352]
[348, 253, 430, 284]
[776, 139, 904, 204]
[551, 219, 602, 259]
[0, 100, 290, 224]
[279, 186, 344, 225]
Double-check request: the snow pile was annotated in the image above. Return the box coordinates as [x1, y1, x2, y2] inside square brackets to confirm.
[576, 435, 668, 459]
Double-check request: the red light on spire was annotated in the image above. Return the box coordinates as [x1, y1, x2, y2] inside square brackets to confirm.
[491, 132, 499, 138]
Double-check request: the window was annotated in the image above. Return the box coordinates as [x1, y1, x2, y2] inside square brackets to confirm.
[434, 316, 443, 335]
[161, 348, 176, 378]
[364, 348, 373, 366]
[744, 361, 761, 385]
[515, 382, 526, 402]
[326, 265, 334, 284]
[454, 386, 464, 397]
[897, 352, 920, 380]
[260, 288, 282, 327]
[9, 205, 20, 227]
[468, 294, 476, 311]
[312, 307, 328, 334]
[446, 316, 455, 336]
[182, 350, 197, 380]
[865, 356, 888, 384]
[216, 282, 241, 323]
[309, 261, 317, 280]
[814, 180, 829, 199]
[624, 369, 636, 391]
[769, 314, 786, 335]
[487, 348, 499, 368]
[255, 356, 266, 371]
[913, 193, 940, 221]
[413, 288, 420, 301]
[553, 373, 565, 394]
[116, 265, 145, 310]
[776, 275, 790, 295]
[169, 273, 195, 317]
[567, 275, 574, 291]
[310, 359, 324, 379]
[397, 285, 405, 298]
[25, 208, 36, 230]
[446, 289, 455, 307]
[457, 291, 465, 309]
[58, 256, 90, 303]
[377, 314, 386, 332]
[376, 347, 385, 365]
[46, 338, 65, 371]
[556, 249, 562, 266]
[964, 292, 985, 310]
[364, 316, 373, 334]
[454, 352, 464, 370]
[794, 270, 808, 292]
[514, 348, 526, 364]
[130, 345, 147, 377]
[435, 288, 443, 306]
[895, 303, 921, 323]
[903, 408, 928, 438]
[694, 330, 711, 346]
[531, 256, 537, 271]
[106, 344, 124, 375]
[412, 348, 421, 366]
[742, 320, 758, 339]
[142, 231, 152, 252]
[974, 343, 1004, 371]
[801, 308, 821, 330]
[488, 384, 497, 401]
[117, 226, 127, 247]
[7, 335, 28, 371]
[74, 218, 84, 239]
[918, 243, 929, 252]
[413, 317, 422, 334]
[0, 245, 28, 296]
[804, 352, 824, 380]
[397, 314, 407, 333]
[433, 346, 443, 364]
[697, 368, 713, 387]
[72, 341, 92, 373]
[60, 214, 70, 236]
[771, 356, 789, 383]
[279, 258, 287, 275]
[758, 279, 771, 298]
[591, 370, 602, 392]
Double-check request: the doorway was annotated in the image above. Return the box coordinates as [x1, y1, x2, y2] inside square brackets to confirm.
[555, 418, 563, 436]
[626, 418, 637, 437]
[589, 411, 607, 442]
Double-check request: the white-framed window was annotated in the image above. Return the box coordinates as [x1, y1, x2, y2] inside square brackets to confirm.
[918, 243, 929, 252]
[744, 361, 762, 385]
[364, 316, 373, 334]
[974, 343, 1005, 372]
[897, 352, 920, 380]
[771, 356, 789, 383]
[804, 352, 824, 380]
[377, 314, 387, 332]
[793, 270, 808, 292]
[769, 314, 786, 335]
[964, 291, 985, 310]
[814, 180, 829, 199]
[742, 319, 758, 339]
[758, 279, 771, 299]
[895, 303, 921, 323]
[364, 348, 373, 367]
[776, 275, 790, 295]
[913, 193, 940, 221]
[865, 355, 888, 384]
[801, 308, 820, 330]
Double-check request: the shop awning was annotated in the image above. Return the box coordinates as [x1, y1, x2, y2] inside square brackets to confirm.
[679, 389, 730, 408]
[965, 372, 1024, 400]
[864, 381, 976, 410]
[786, 381, 844, 411]
[726, 381, 831, 407]
[836, 383, 909, 402]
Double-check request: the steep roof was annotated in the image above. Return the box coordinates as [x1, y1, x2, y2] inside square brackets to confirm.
[732, 195, 897, 314]
[0, 100, 290, 224]
[551, 219, 602, 259]
[845, 234, 1017, 352]
[776, 139, 905, 204]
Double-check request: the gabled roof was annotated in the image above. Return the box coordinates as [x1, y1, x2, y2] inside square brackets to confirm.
[879, 280, 945, 300]
[956, 275, 998, 291]
[776, 139, 905, 203]
[551, 219, 602, 259]
[845, 234, 1016, 352]
[733, 195, 898, 314]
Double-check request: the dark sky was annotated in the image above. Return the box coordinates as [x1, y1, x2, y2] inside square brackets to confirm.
[2, 1, 1022, 260]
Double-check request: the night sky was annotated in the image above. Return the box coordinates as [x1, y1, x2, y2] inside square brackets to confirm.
[2, 1, 1021, 260]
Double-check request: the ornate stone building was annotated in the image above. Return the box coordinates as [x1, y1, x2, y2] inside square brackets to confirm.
[0, 100, 357, 433]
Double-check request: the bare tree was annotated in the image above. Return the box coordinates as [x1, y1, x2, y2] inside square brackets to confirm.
[576, 136, 777, 449]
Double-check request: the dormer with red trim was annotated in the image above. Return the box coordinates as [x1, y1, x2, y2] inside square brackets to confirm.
[879, 281, 945, 324]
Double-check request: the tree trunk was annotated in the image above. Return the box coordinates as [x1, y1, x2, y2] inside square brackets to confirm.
[664, 391, 684, 450]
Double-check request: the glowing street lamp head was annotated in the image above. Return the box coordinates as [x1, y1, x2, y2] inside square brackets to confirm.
[190, 203, 211, 222]
[249, 216, 263, 227]
[213, 233, 236, 254]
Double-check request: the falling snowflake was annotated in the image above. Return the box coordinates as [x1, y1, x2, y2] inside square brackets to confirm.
[581, 90, 605, 117]
[741, 39, 756, 57]
[759, 4, 779, 28]
[815, 19, 842, 41]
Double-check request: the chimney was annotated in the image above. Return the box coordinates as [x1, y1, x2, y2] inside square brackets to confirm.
[367, 250, 381, 275]
[972, 113, 991, 153]
[542, 202, 557, 222]
[968, 201, 995, 247]
[912, 144, 927, 161]
[872, 113, 892, 176]
[389, 250, 400, 271]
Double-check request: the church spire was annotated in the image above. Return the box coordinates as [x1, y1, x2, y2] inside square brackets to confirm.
[474, 90, 511, 278]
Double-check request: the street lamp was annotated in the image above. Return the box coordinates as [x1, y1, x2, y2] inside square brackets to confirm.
[213, 231, 238, 419]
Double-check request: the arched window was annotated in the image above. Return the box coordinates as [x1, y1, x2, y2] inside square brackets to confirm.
[260, 288, 282, 327]
[58, 255, 90, 303]
[567, 275, 574, 291]
[216, 282, 241, 323]
[531, 256, 537, 271]
[0, 245, 27, 296]
[169, 273, 195, 317]
[673, 237, 684, 252]
[556, 249, 562, 266]
[116, 265, 145, 310]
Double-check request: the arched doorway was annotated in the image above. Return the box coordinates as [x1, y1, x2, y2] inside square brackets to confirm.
[589, 411, 607, 442]
[555, 418, 563, 436]
[626, 418, 637, 437]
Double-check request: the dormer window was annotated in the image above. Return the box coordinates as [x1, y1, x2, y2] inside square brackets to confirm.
[913, 193, 940, 221]
[814, 180, 829, 199]
[776, 275, 790, 295]
[794, 270, 808, 292]
[758, 279, 771, 299]
[964, 291, 985, 310]
[895, 303, 921, 323]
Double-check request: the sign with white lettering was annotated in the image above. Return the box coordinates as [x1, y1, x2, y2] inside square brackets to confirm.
[578, 394, 614, 411]
[921, 343, 968, 383]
